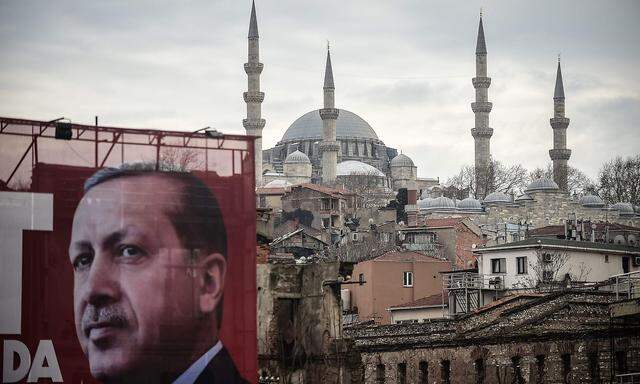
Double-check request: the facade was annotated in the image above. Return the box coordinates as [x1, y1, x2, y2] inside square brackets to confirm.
[347, 250, 450, 325]
[346, 290, 640, 384]
[475, 238, 640, 291]
[388, 294, 448, 324]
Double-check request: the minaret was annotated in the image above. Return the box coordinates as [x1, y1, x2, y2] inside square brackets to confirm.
[549, 56, 571, 191]
[319, 44, 340, 184]
[243, 1, 265, 186]
[471, 12, 494, 198]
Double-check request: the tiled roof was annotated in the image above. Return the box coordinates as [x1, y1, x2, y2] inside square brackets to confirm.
[390, 294, 446, 310]
[425, 218, 465, 228]
[374, 250, 447, 263]
[477, 237, 640, 254]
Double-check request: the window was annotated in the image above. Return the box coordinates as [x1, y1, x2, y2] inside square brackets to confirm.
[511, 356, 524, 384]
[588, 352, 600, 383]
[615, 350, 627, 375]
[516, 257, 528, 274]
[441, 360, 451, 384]
[397, 363, 407, 384]
[322, 218, 330, 228]
[418, 361, 428, 384]
[491, 258, 506, 273]
[604, 254, 609, 263]
[359, 273, 364, 284]
[535, 355, 545, 384]
[474, 359, 485, 384]
[561, 354, 571, 384]
[403, 271, 413, 287]
[376, 364, 385, 384]
[321, 198, 330, 211]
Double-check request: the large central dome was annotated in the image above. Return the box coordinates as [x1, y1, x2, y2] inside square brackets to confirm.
[280, 109, 379, 142]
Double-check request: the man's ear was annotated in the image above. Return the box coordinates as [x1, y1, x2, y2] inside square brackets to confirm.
[198, 252, 227, 315]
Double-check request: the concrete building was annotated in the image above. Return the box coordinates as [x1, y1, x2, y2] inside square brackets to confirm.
[243, 1, 266, 186]
[388, 293, 448, 324]
[347, 250, 450, 325]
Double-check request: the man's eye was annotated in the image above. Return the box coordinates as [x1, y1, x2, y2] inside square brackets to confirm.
[73, 254, 93, 270]
[119, 245, 145, 259]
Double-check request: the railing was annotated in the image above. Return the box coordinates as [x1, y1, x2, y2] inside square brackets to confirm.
[611, 271, 640, 300]
[443, 272, 503, 291]
[617, 372, 640, 383]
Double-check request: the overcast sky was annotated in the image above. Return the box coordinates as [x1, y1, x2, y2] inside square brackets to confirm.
[1, 0, 638, 181]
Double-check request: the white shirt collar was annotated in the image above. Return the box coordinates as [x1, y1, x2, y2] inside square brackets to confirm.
[172, 341, 223, 384]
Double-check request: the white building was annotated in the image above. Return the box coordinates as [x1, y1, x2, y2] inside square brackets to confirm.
[388, 294, 448, 324]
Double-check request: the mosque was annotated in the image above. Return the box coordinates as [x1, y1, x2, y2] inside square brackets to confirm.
[242, 2, 638, 228]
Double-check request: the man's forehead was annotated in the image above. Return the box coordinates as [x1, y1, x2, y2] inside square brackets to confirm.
[82, 174, 184, 203]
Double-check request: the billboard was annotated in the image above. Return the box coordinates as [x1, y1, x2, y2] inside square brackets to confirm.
[0, 118, 257, 383]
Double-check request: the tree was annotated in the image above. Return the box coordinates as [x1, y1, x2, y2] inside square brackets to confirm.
[517, 250, 591, 292]
[338, 170, 394, 208]
[528, 163, 595, 196]
[445, 160, 528, 199]
[597, 155, 640, 206]
[159, 147, 204, 172]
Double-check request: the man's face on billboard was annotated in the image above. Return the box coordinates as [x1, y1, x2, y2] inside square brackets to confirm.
[69, 175, 225, 381]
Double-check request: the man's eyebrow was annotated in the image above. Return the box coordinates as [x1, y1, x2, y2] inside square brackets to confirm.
[69, 240, 92, 254]
[101, 226, 154, 250]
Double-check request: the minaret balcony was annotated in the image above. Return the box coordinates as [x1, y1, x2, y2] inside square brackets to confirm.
[244, 62, 264, 75]
[550, 117, 570, 129]
[472, 77, 492, 88]
[243, 118, 266, 131]
[471, 102, 493, 113]
[319, 108, 339, 120]
[471, 127, 494, 138]
[243, 91, 265, 103]
[549, 148, 571, 160]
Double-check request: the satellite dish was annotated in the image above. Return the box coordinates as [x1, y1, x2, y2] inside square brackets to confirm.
[471, 243, 477, 249]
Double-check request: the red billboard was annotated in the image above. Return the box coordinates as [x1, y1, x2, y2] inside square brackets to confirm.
[1, 118, 256, 383]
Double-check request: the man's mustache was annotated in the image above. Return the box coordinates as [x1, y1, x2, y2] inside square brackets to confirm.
[82, 305, 128, 336]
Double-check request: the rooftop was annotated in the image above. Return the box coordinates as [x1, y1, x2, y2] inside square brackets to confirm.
[476, 237, 640, 255]
[389, 293, 446, 310]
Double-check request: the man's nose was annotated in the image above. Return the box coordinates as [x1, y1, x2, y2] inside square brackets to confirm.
[83, 252, 120, 307]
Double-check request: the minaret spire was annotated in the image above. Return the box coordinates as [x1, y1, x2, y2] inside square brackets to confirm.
[243, 0, 266, 186]
[549, 56, 571, 191]
[319, 44, 340, 184]
[471, 13, 493, 198]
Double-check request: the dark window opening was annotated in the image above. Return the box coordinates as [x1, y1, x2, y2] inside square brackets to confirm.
[397, 362, 406, 384]
[615, 350, 628, 375]
[511, 356, 524, 384]
[491, 258, 506, 273]
[535, 355, 545, 384]
[561, 354, 571, 384]
[475, 358, 485, 384]
[441, 359, 450, 384]
[516, 256, 528, 274]
[588, 352, 600, 383]
[376, 364, 385, 384]
[622, 257, 630, 274]
[419, 361, 428, 384]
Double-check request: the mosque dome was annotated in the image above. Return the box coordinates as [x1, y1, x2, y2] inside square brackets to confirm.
[284, 150, 311, 164]
[483, 191, 511, 204]
[337, 160, 385, 177]
[417, 197, 432, 208]
[280, 109, 379, 142]
[457, 197, 482, 211]
[263, 179, 293, 188]
[424, 196, 456, 210]
[390, 153, 415, 167]
[525, 177, 559, 193]
[515, 193, 533, 202]
[610, 202, 635, 216]
[579, 194, 605, 208]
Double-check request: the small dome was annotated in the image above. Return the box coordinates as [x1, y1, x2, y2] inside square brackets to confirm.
[610, 202, 635, 216]
[264, 179, 293, 188]
[424, 196, 456, 210]
[417, 197, 432, 208]
[515, 193, 533, 202]
[390, 153, 414, 167]
[457, 197, 482, 211]
[579, 194, 605, 208]
[337, 160, 385, 177]
[525, 177, 559, 193]
[284, 150, 310, 164]
[483, 191, 511, 204]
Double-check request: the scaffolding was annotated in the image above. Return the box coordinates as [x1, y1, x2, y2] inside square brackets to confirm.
[442, 271, 505, 315]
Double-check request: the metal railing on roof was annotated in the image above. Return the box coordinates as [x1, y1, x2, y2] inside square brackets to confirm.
[611, 271, 640, 300]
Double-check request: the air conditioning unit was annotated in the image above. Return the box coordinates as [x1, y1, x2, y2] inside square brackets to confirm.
[488, 276, 503, 288]
[542, 253, 553, 263]
[633, 256, 640, 267]
[542, 270, 554, 282]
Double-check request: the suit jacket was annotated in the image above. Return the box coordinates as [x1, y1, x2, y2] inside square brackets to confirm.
[194, 346, 249, 384]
